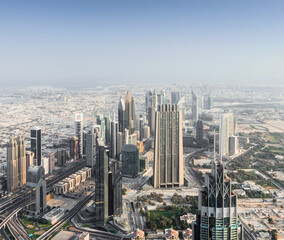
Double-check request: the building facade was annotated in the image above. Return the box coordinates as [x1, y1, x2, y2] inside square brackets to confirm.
[122, 144, 139, 178]
[75, 113, 83, 157]
[153, 104, 184, 188]
[192, 160, 242, 240]
[31, 127, 42, 166]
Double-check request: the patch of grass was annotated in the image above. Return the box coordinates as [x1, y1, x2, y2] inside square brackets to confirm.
[62, 222, 71, 229]
[38, 223, 52, 228]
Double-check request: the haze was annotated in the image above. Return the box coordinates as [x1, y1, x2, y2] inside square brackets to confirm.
[1, 0, 284, 87]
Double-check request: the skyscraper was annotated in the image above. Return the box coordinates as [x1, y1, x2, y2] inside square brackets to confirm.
[146, 90, 158, 136]
[196, 120, 204, 147]
[192, 150, 241, 239]
[49, 152, 55, 173]
[104, 117, 111, 145]
[17, 136, 26, 186]
[57, 149, 68, 167]
[122, 144, 139, 178]
[153, 104, 184, 188]
[31, 127, 42, 166]
[26, 165, 47, 217]
[110, 121, 118, 159]
[86, 126, 97, 174]
[108, 159, 122, 216]
[7, 138, 19, 191]
[118, 97, 125, 133]
[171, 91, 180, 104]
[95, 138, 109, 223]
[75, 113, 83, 157]
[219, 112, 234, 156]
[124, 91, 132, 131]
[192, 91, 199, 125]
[7, 136, 27, 191]
[69, 136, 79, 161]
[26, 151, 34, 170]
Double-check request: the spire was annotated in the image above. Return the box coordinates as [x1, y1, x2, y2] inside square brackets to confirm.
[125, 90, 131, 102]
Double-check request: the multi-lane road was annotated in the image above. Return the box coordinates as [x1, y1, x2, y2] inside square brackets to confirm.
[0, 160, 87, 239]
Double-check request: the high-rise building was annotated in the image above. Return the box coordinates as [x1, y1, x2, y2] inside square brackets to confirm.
[192, 157, 241, 239]
[69, 136, 79, 161]
[75, 113, 83, 157]
[42, 157, 49, 175]
[17, 136, 26, 186]
[108, 159, 122, 216]
[171, 91, 180, 104]
[95, 138, 109, 223]
[124, 91, 132, 131]
[122, 144, 139, 178]
[146, 90, 157, 136]
[147, 107, 155, 136]
[219, 112, 234, 156]
[26, 151, 34, 170]
[7, 138, 19, 191]
[117, 132, 123, 157]
[86, 126, 97, 174]
[57, 149, 68, 167]
[110, 121, 117, 159]
[196, 120, 204, 147]
[26, 165, 47, 218]
[131, 97, 137, 130]
[49, 152, 55, 173]
[7, 137, 27, 191]
[118, 97, 125, 133]
[192, 91, 199, 125]
[31, 127, 42, 166]
[153, 104, 184, 188]
[143, 126, 150, 139]
[104, 117, 111, 145]
[229, 136, 238, 155]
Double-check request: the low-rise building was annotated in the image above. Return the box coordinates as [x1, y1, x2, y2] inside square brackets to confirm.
[43, 207, 65, 224]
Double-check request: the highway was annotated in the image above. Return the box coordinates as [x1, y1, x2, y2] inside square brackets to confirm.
[0, 160, 87, 239]
[38, 191, 96, 240]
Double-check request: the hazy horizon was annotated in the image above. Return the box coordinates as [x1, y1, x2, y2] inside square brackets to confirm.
[1, 0, 284, 88]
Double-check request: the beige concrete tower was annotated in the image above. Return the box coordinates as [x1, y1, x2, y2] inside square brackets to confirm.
[7, 138, 19, 191]
[124, 91, 132, 131]
[17, 136, 27, 186]
[153, 104, 184, 188]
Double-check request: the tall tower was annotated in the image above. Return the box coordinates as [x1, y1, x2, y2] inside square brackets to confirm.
[192, 148, 241, 239]
[146, 90, 157, 136]
[111, 121, 118, 159]
[17, 136, 26, 186]
[31, 127, 42, 166]
[75, 113, 83, 157]
[124, 91, 132, 131]
[219, 112, 234, 156]
[196, 120, 204, 147]
[86, 126, 97, 175]
[118, 97, 125, 133]
[192, 91, 199, 125]
[95, 138, 109, 223]
[153, 104, 184, 188]
[7, 138, 18, 191]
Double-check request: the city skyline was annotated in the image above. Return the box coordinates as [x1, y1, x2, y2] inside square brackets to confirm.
[1, 0, 284, 87]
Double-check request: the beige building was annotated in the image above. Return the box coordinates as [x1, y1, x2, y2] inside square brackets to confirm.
[7, 136, 27, 191]
[153, 104, 184, 188]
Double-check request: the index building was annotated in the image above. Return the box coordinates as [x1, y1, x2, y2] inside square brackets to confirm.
[153, 104, 184, 188]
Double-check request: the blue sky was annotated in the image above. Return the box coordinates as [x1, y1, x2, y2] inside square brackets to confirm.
[0, 0, 284, 87]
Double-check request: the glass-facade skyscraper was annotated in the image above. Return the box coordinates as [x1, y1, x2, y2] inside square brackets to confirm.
[193, 159, 242, 239]
[31, 127, 42, 166]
